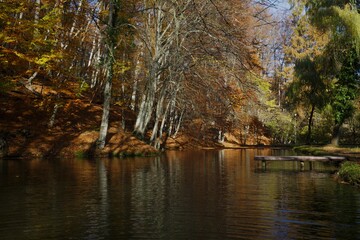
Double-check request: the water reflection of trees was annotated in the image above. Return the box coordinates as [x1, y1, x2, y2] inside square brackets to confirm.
[1, 151, 360, 239]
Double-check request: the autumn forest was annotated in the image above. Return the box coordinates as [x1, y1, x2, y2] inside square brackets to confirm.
[0, 0, 360, 158]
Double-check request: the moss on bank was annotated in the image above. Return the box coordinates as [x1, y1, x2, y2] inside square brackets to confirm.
[338, 161, 360, 186]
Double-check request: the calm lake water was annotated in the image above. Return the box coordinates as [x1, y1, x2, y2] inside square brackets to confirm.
[1, 149, 360, 240]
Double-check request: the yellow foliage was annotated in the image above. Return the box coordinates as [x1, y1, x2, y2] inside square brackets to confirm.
[35, 51, 62, 68]
[285, 16, 330, 61]
[113, 61, 131, 75]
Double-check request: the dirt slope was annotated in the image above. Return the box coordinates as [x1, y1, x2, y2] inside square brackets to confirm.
[0, 84, 157, 159]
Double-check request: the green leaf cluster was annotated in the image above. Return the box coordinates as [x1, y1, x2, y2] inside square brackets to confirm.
[263, 109, 295, 144]
[332, 46, 359, 125]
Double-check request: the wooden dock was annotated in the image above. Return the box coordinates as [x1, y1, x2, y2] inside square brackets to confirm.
[254, 155, 347, 169]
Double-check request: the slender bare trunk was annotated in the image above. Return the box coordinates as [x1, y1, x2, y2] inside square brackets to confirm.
[91, 37, 103, 88]
[130, 56, 142, 111]
[167, 92, 177, 136]
[306, 104, 315, 145]
[48, 103, 59, 128]
[173, 110, 184, 138]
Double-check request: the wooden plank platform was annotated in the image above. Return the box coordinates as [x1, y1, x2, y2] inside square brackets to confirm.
[254, 156, 346, 162]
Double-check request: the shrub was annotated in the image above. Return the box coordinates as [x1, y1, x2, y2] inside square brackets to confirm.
[338, 161, 360, 186]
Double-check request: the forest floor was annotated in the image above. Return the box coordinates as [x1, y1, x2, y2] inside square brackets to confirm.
[0, 85, 155, 159]
[0, 82, 241, 159]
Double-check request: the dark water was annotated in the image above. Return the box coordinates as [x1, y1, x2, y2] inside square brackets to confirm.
[1, 149, 360, 240]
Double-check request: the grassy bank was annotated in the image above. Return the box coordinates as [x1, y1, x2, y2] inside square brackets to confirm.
[294, 145, 360, 160]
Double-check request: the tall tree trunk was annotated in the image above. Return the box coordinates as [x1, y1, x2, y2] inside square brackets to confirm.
[97, 71, 113, 149]
[97, 0, 118, 149]
[306, 104, 315, 145]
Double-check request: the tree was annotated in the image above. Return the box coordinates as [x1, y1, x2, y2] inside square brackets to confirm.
[281, 1, 329, 144]
[1, 0, 305, 149]
[288, 56, 329, 143]
[132, 0, 188, 139]
[283, 0, 360, 145]
[330, 46, 360, 145]
[305, 0, 360, 145]
[96, 0, 119, 149]
[129, 0, 263, 148]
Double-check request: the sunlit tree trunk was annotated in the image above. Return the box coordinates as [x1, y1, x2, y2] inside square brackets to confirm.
[133, 64, 158, 138]
[97, 0, 118, 149]
[91, 40, 103, 88]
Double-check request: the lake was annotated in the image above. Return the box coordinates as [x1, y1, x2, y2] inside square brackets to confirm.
[1, 148, 360, 239]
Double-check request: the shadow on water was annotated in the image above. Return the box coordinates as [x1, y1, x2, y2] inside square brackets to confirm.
[0, 149, 360, 240]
